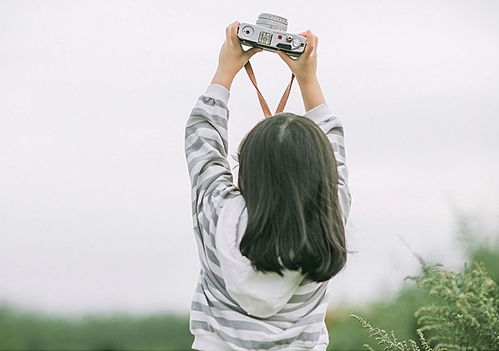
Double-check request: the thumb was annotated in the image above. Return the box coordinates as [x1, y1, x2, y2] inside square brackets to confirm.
[276, 50, 294, 67]
[245, 47, 263, 59]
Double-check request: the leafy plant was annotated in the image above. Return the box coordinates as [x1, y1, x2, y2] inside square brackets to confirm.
[410, 262, 499, 350]
[354, 260, 499, 351]
[351, 314, 433, 351]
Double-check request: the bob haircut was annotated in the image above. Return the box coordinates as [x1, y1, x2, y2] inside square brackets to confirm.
[237, 112, 347, 283]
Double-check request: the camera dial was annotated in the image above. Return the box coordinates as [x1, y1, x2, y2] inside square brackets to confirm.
[241, 26, 254, 37]
[256, 13, 288, 32]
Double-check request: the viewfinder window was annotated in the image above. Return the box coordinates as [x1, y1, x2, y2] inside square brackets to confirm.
[258, 32, 273, 45]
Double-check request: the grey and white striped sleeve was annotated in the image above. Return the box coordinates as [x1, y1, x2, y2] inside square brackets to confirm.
[184, 84, 239, 234]
[304, 104, 352, 226]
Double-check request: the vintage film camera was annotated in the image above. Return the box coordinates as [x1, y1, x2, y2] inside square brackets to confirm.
[237, 13, 307, 57]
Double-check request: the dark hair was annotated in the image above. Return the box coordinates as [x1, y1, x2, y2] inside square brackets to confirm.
[237, 112, 347, 282]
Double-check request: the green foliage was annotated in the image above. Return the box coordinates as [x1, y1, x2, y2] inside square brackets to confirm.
[0, 304, 192, 350]
[470, 246, 499, 284]
[328, 287, 428, 350]
[410, 262, 499, 350]
[351, 314, 431, 351]
[354, 260, 499, 351]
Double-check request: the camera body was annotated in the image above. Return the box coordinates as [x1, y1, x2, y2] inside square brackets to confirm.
[237, 13, 307, 57]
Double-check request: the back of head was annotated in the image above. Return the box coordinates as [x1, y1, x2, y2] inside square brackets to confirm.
[237, 112, 347, 282]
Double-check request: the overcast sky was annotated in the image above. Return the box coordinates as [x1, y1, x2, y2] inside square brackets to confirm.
[1, 0, 498, 317]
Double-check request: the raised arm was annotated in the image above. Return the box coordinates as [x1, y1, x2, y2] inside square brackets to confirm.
[185, 21, 260, 205]
[185, 84, 234, 210]
[278, 30, 352, 225]
[304, 103, 351, 225]
[277, 29, 325, 111]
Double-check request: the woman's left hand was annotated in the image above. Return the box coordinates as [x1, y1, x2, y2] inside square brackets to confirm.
[211, 21, 263, 90]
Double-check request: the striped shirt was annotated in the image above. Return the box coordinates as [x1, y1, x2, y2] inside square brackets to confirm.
[184, 84, 351, 351]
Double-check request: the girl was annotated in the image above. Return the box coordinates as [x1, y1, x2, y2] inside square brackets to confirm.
[184, 21, 351, 351]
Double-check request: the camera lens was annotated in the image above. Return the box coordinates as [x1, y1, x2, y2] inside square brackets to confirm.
[256, 13, 288, 32]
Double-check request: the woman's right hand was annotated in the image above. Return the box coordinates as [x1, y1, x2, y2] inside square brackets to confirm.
[276, 30, 318, 84]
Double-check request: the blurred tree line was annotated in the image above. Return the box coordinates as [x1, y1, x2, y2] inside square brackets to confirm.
[1, 216, 497, 351]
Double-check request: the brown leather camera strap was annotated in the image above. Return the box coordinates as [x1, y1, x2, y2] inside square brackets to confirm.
[244, 60, 295, 118]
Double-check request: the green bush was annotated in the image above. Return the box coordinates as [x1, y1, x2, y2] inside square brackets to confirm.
[354, 260, 499, 351]
[0, 305, 192, 350]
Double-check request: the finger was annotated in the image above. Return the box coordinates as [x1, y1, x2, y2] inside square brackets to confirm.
[303, 30, 316, 56]
[311, 39, 318, 58]
[225, 21, 237, 41]
[298, 29, 313, 40]
[244, 47, 263, 59]
[294, 30, 311, 58]
[230, 21, 239, 43]
[296, 30, 311, 56]
[276, 50, 294, 67]
[312, 32, 318, 53]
